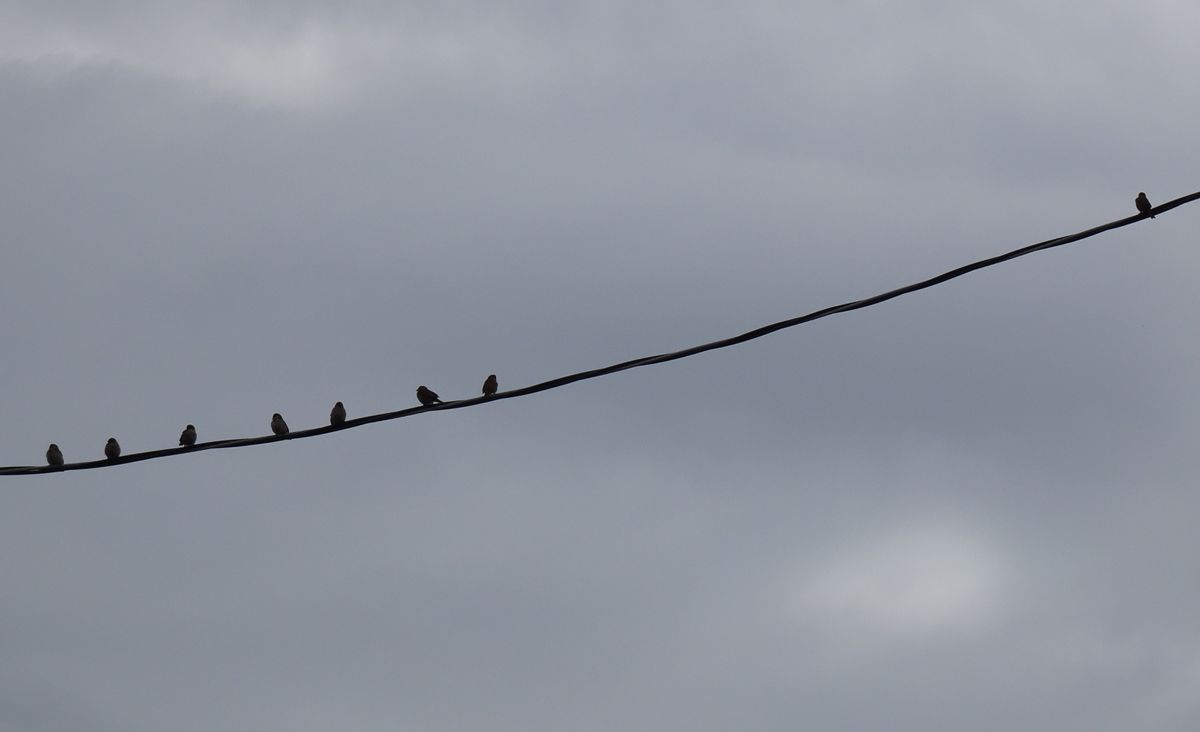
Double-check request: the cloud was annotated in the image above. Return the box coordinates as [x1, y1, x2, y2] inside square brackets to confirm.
[2, 1, 1200, 730]
[793, 517, 1010, 642]
[0, 4, 513, 107]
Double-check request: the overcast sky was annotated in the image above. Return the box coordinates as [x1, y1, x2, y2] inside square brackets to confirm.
[2, 1, 1199, 730]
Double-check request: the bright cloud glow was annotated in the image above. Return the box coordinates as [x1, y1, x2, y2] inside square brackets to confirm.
[793, 519, 1010, 641]
[0, 7, 484, 108]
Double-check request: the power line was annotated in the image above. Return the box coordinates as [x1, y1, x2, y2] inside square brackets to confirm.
[4, 192, 1196, 476]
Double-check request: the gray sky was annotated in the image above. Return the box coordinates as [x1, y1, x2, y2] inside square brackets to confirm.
[2, 1, 1199, 729]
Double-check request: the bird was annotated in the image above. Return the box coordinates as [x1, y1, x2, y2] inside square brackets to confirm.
[179, 424, 197, 447]
[1136, 192, 1155, 218]
[330, 401, 347, 426]
[482, 374, 498, 398]
[104, 438, 121, 460]
[46, 443, 64, 467]
[416, 386, 442, 406]
[271, 413, 289, 436]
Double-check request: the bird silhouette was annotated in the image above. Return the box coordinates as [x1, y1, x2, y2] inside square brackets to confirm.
[46, 443, 64, 467]
[1136, 192, 1155, 218]
[104, 438, 121, 460]
[482, 374, 498, 398]
[416, 386, 443, 406]
[330, 401, 347, 426]
[179, 424, 197, 447]
[271, 413, 289, 436]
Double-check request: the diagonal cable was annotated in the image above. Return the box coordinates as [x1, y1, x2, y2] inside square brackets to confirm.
[3, 192, 1196, 476]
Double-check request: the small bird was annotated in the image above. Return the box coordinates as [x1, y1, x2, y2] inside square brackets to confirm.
[46, 443, 64, 467]
[416, 386, 442, 406]
[1136, 192, 1155, 218]
[271, 413, 289, 436]
[179, 424, 197, 447]
[104, 438, 121, 460]
[482, 374, 498, 398]
[330, 401, 347, 426]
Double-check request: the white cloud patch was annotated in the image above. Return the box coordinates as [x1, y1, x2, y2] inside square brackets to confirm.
[0, 5, 512, 108]
[792, 518, 1010, 642]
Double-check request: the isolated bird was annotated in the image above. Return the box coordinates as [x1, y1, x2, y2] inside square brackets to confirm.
[482, 374, 498, 398]
[330, 401, 347, 426]
[104, 438, 121, 460]
[271, 413, 289, 436]
[46, 443, 64, 467]
[179, 424, 197, 447]
[1136, 192, 1155, 218]
[416, 386, 442, 406]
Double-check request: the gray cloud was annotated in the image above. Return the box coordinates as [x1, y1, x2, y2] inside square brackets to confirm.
[2, 1, 1199, 730]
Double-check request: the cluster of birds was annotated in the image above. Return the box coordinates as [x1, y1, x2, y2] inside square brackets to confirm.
[36, 193, 1166, 469]
[43, 374, 501, 467]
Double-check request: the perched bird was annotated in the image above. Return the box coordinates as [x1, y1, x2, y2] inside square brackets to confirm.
[482, 374, 498, 398]
[271, 413, 289, 436]
[416, 386, 442, 406]
[46, 443, 64, 467]
[1136, 192, 1155, 218]
[179, 424, 197, 447]
[104, 438, 121, 460]
[330, 401, 347, 426]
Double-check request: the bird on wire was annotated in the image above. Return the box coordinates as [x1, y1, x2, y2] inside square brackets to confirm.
[6, 189, 1199, 478]
[416, 386, 443, 406]
[330, 401, 347, 426]
[482, 374, 498, 398]
[179, 424, 197, 447]
[1136, 192, 1155, 218]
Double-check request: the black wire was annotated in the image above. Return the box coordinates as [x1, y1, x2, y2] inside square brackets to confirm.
[4, 193, 1196, 476]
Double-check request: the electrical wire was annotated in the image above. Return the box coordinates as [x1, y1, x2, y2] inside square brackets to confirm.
[3, 192, 1196, 476]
